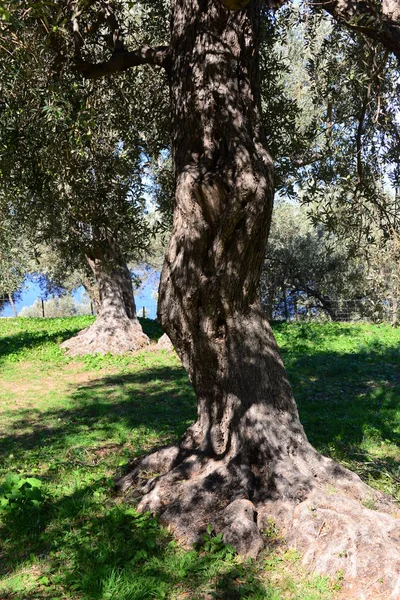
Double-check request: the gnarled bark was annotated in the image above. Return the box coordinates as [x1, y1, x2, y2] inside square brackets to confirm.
[61, 234, 149, 355]
[117, 2, 400, 597]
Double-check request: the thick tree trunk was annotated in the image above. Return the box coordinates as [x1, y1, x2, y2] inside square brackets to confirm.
[61, 235, 149, 355]
[119, 1, 400, 595]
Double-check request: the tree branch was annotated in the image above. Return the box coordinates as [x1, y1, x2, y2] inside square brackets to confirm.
[263, 0, 399, 57]
[70, 0, 170, 77]
[290, 152, 324, 167]
[312, 0, 400, 59]
[354, 83, 370, 189]
[74, 45, 171, 78]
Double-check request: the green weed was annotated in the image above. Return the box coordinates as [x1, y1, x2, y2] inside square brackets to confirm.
[0, 474, 45, 515]
[1, 317, 399, 599]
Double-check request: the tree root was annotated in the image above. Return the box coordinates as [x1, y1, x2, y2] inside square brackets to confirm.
[155, 333, 174, 351]
[117, 443, 400, 599]
[60, 316, 149, 356]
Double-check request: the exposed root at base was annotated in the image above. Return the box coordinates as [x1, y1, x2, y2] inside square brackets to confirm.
[117, 444, 400, 599]
[60, 317, 150, 356]
[155, 333, 174, 351]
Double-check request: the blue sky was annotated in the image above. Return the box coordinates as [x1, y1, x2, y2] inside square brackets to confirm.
[1, 277, 159, 319]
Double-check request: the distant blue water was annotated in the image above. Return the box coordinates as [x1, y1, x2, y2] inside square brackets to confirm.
[1, 274, 159, 319]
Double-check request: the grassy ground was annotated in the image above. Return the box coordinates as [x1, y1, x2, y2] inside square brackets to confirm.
[0, 317, 399, 599]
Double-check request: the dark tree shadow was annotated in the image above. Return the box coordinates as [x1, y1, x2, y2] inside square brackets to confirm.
[284, 341, 400, 489]
[0, 478, 272, 599]
[0, 365, 196, 461]
[0, 327, 83, 364]
[0, 316, 163, 365]
[1, 337, 399, 484]
[1, 325, 399, 598]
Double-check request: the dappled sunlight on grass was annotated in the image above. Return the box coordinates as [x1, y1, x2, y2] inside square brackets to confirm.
[1, 318, 399, 598]
[0, 316, 163, 372]
[276, 322, 400, 499]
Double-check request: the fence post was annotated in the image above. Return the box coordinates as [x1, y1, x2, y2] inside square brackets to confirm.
[90, 301, 94, 315]
[41, 299, 45, 318]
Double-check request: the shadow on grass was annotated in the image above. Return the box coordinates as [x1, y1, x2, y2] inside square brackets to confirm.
[0, 478, 272, 600]
[1, 337, 399, 478]
[284, 342, 400, 492]
[0, 327, 83, 363]
[0, 365, 196, 461]
[1, 334, 399, 598]
[0, 365, 266, 599]
[273, 321, 368, 343]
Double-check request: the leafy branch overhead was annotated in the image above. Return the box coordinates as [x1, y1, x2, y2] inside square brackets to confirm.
[0, 0, 171, 352]
[70, 0, 170, 76]
[20, 0, 395, 81]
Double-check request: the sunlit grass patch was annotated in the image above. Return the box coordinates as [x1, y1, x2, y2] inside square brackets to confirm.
[1, 317, 399, 599]
[275, 321, 400, 499]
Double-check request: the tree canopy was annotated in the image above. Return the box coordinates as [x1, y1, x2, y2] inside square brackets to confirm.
[0, 2, 170, 351]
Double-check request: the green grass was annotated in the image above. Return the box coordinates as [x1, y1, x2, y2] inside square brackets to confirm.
[1, 317, 399, 599]
[274, 321, 400, 499]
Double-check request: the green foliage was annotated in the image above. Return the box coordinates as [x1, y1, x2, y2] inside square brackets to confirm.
[262, 201, 357, 320]
[262, 199, 400, 323]
[0, 317, 354, 599]
[268, 5, 399, 251]
[0, 474, 44, 515]
[0, 2, 170, 290]
[0, 316, 163, 372]
[0, 316, 92, 368]
[0, 215, 32, 309]
[200, 524, 236, 559]
[263, 517, 279, 541]
[259, 8, 400, 325]
[275, 321, 400, 498]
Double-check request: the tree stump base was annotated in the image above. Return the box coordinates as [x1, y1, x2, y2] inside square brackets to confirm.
[118, 440, 400, 599]
[60, 316, 149, 356]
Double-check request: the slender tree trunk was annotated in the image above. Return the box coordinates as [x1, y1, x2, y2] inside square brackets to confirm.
[391, 293, 398, 327]
[262, 287, 275, 321]
[305, 285, 337, 320]
[81, 273, 101, 314]
[61, 235, 149, 355]
[283, 285, 289, 321]
[119, 1, 400, 594]
[8, 292, 17, 317]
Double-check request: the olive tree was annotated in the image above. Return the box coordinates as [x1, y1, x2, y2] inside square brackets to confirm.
[1, 0, 400, 594]
[0, 6, 169, 353]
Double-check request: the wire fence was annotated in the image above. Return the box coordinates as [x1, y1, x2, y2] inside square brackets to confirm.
[1, 293, 397, 324]
[269, 296, 398, 324]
